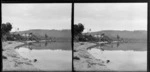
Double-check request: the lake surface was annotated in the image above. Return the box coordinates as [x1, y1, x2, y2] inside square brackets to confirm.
[15, 42, 72, 71]
[87, 42, 147, 71]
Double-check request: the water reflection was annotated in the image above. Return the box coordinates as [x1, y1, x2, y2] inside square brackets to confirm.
[88, 48, 147, 71]
[16, 47, 72, 71]
[87, 42, 147, 71]
[87, 43, 116, 51]
[117, 42, 120, 48]
[87, 42, 146, 51]
[45, 41, 48, 46]
[21, 41, 71, 50]
[26, 41, 49, 48]
[15, 42, 72, 71]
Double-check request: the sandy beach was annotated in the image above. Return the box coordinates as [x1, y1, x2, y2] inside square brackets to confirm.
[2, 41, 40, 71]
[73, 42, 110, 71]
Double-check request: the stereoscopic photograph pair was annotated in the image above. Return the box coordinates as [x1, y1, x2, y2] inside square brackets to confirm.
[2, 1, 148, 72]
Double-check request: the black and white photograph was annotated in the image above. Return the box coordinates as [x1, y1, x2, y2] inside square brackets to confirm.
[73, 3, 147, 71]
[2, 3, 72, 71]
[1, 1, 149, 72]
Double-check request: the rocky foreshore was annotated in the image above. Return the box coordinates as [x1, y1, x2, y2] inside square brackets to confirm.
[73, 42, 110, 71]
[2, 41, 40, 71]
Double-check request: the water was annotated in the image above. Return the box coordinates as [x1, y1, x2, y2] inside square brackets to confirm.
[88, 42, 147, 51]
[22, 41, 72, 50]
[87, 42, 147, 71]
[15, 42, 72, 71]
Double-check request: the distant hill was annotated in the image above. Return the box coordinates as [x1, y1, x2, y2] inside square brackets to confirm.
[89, 30, 147, 42]
[15, 29, 71, 40]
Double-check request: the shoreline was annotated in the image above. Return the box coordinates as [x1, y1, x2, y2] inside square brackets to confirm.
[74, 42, 147, 71]
[2, 41, 40, 71]
[73, 42, 110, 71]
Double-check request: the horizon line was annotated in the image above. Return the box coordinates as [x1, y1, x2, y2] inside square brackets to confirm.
[11, 28, 71, 32]
[83, 29, 147, 33]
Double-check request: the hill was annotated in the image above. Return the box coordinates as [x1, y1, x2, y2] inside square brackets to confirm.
[89, 30, 147, 42]
[14, 29, 71, 41]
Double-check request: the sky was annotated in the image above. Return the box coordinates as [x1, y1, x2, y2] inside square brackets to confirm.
[2, 3, 71, 32]
[75, 3, 147, 32]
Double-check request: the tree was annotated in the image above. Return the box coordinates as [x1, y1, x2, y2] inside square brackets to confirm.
[1, 22, 12, 41]
[1, 23, 7, 35]
[77, 23, 84, 34]
[1, 22, 12, 35]
[29, 33, 33, 41]
[117, 35, 120, 41]
[74, 23, 85, 41]
[45, 34, 48, 40]
[74, 24, 79, 36]
[74, 23, 84, 36]
[5, 22, 12, 33]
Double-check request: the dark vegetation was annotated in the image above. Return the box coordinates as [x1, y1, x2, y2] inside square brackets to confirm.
[1, 22, 71, 42]
[2, 22, 12, 41]
[74, 23, 114, 42]
[74, 23, 147, 43]
[73, 56, 80, 60]
[1, 22, 38, 41]
[90, 30, 147, 43]
[74, 23, 96, 42]
[22, 41, 71, 50]
[17, 29, 71, 42]
[3, 55, 7, 59]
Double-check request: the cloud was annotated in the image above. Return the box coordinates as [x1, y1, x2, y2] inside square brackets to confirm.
[2, 4, 71, 19]
[2, 3, 71, 31]
[75, 3, 147, 20]
[75, 3, 147, 31]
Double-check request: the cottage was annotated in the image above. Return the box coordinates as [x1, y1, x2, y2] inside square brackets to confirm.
[21, 33, 32, 37]
[94, 34, 102, 38]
